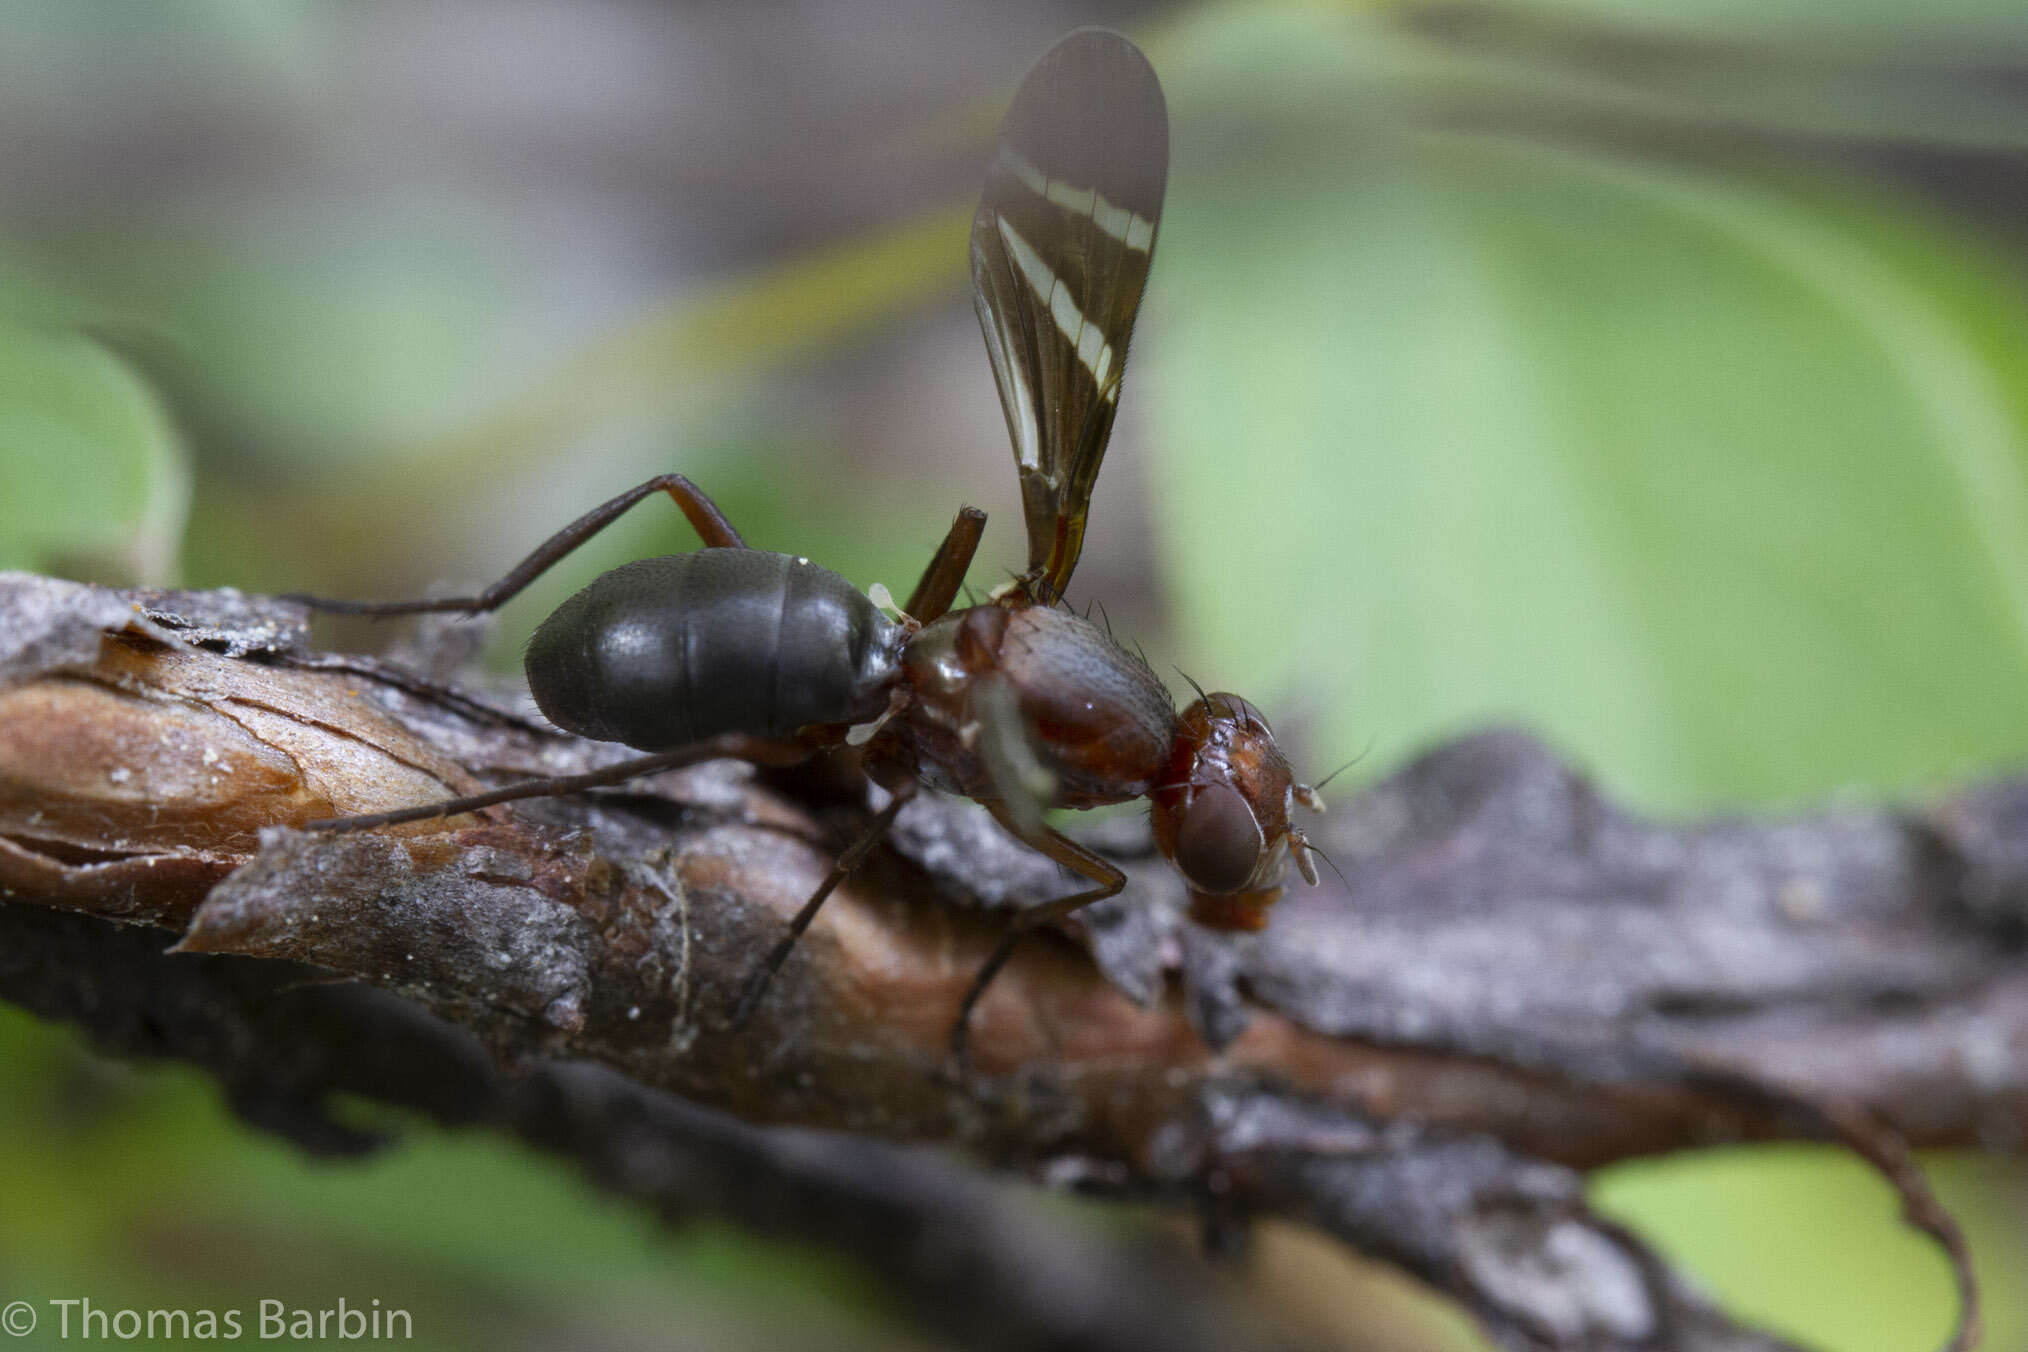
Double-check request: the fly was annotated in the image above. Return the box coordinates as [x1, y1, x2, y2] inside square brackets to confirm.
[295, 28, 1325, 1062]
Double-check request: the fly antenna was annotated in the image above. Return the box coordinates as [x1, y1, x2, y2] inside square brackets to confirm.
[1312, 733, 1379, 793]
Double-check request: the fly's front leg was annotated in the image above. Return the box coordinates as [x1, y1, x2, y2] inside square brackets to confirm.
[288, 473, 749, 617]
[304, 734, 810, 832]
[952, 800, 1127, 1069]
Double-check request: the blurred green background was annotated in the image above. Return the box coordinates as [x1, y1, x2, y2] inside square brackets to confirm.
[4, 0, 2028, 1347]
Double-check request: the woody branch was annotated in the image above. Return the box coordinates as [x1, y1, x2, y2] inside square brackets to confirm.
[1, 571, 2014, 1352]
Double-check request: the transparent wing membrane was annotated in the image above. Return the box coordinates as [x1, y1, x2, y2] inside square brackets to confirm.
[970, 28, 1168, 601]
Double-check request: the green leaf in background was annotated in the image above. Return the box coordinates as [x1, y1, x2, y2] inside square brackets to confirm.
[1154, 35, 2028, 812]
[1591, 1147, 2025, 1352]
[0, 320, 188, 582]
[84, 222, 522, 470]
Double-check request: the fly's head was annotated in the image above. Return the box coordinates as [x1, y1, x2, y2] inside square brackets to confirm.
[1149, 692, 1325, 931]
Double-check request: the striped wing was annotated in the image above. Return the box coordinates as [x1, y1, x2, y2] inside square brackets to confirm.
[971, 28, 1168, 603]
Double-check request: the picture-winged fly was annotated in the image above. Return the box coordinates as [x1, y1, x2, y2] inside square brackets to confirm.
[298, 29, 1325, 1059]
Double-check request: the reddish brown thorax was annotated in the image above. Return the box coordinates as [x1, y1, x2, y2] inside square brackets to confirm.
[1149, 692, 1322, 931]
[873, 603, 1176, 809]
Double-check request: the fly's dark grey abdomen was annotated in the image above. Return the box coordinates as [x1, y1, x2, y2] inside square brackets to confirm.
[525, 550, 902, 750]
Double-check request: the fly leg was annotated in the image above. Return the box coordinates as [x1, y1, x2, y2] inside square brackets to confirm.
[905, 506, 986, 623]
[304, 734, 810, 832]
[952, 801, 1127, 1069]
[730, 780, 920, 1027]
[287, 473, 748, 617]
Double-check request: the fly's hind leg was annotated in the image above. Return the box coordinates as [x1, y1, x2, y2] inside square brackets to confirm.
[951, 801, 1127, 1069]
[730, 780, 920, 1028]
[288, 473, 749, 617]
[304, 734, 810, 833]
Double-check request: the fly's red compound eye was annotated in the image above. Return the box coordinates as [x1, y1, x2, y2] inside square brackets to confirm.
[1174, 783, 1265, 895]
